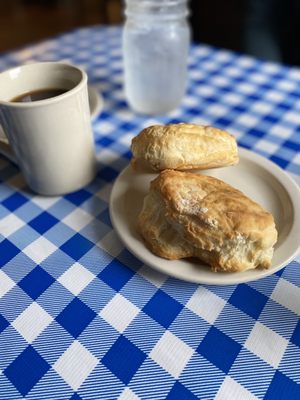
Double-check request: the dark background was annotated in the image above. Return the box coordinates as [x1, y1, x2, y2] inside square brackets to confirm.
[1, 0, 300, 66]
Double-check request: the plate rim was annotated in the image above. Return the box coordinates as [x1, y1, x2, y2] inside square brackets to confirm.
[109, 148, 300, 285]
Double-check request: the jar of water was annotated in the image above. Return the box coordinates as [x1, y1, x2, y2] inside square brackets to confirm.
[123, 0, 190, 114]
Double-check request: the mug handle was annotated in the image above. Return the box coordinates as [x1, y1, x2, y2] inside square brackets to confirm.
[0, 125, 17, 164]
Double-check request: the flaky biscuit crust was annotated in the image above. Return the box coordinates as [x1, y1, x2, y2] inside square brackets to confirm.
[138, 170, 278, 272]
[131, 123, 239, 171]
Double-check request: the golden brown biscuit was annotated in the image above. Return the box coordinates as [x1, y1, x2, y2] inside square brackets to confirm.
[131, 123, 239, 171]
[138, 170, 277, 272]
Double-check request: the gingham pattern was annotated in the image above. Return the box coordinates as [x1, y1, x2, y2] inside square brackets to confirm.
[0, 26, 300, 400]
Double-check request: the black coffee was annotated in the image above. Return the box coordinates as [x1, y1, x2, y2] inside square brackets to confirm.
[11, 88, 67, 102]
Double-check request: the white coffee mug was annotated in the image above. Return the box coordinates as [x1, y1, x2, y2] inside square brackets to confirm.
[0, 62, 97, 195]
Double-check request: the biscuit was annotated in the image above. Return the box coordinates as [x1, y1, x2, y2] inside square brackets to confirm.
[138, 170, 277, 272]
[131, 123, 239, 171]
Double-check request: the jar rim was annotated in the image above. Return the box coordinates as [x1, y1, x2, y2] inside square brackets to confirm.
[125, 0, 189, 18]
[125, 0, 187, 5]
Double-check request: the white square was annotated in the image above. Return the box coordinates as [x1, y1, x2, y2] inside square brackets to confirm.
[195, 85, 215, 97]
[118, 132, 134, 147]
[138, 265, 167, 288]
[0, 270, 15, 298]
[251, 102, 273, 115]
[207, 104, 228, 117]
[226, 127, 243, 140]
[100, 293, 139, 333]
[194, 46, 210, 57]
[283, 111, 300, 125]
[202, 60, 217, 71]
[95, 183, 113, 203]
[236, 114, 258, 128]
[150, 331, 193, 378]
[270, 125, 292, 139]
[265, 90, 285, 103]
[262, 62, 280, 74]
[118, 387, 140, 400]
[189, 69, 205, 80]
[97, 148, 120, 166]
[245, 321, 288, 368]
[271, 278, 300, 315]
[225, 66, 241, 78]
[95, 121, 115, 134]
[62, 209, 93, 231]
[97, 231, 123, 258]
[216, 376, 257, 400]
[254, 140, 279, 154]
[293, 152, 300, 166]
[278, 80, 296, 92]
[23, 237, 57, 264]
[237, 82, 256, 94]
[222, 93, 243, 105]
[12, 302, 53, 343]
[118, 109, 136, 122]
[211, 75, 229, 87]
[0, 214, 25, 237]
[182, 96, 199, 107]
[250, 73, 268, 84]
[58, 263, 95, 296]
[238, 57, 255, 68]
[31, 196, 59, 210]
[54, 340, 98, 391]
[288, 68, 300, 80]
[215, 51, 231, 62]
[186, 287, 226, 324]
[190, 117, 210, 127]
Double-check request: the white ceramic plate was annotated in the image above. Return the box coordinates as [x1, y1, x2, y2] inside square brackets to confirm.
[88, 85, 103, 121]
[109, 148, 300, 285]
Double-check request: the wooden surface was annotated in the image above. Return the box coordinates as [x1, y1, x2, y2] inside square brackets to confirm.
[0, 0, 123, 53]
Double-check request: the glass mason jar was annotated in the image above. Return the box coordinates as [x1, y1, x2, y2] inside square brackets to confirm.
[123, 0, 190, 114]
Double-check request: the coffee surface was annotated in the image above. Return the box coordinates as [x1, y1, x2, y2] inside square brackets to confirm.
[11, 88, 67, 102]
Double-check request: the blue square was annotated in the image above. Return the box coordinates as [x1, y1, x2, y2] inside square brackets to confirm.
[197, 326, 241, 373]
[214, 117, 232, 127]
[120, 121, 138, 131]
[2, 192, 28, 211]
[123, 150, 132, 160]
[56, 297, 96, 338]
[100, 166, 119, 182]
[270, 155, 289, 169]
[291, 320, 300, 347]
[28, 212, 59, 234]
[265, 371, 300, 400]
[97, 208, 112, 227]
[0, 239, 20, 265]
[102, 335, 146, 384]
[247, 127, 265, 137]
[99, 259, 135, 291]
[69, 394, 82, 400]
[263, 115, 279, 124]
[65, 189, 91, 206]
[0, 313, 9, 333]
[60, 233, 94, 261]
[143, 289, 183, 329]
[97, 136, 114, 147]
[168, 381, 198, 400]
[19, 266, 55, 300]
[4, 345, 50, 396]
[238, 141, 252, 150]
[284, 140, 300, 151]
[229, 284, 268, 319]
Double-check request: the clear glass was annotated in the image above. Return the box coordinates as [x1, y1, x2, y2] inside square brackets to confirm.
[123, 0, 190, 114]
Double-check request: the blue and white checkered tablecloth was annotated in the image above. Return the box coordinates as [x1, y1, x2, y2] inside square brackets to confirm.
[0, 26, 300, 400]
